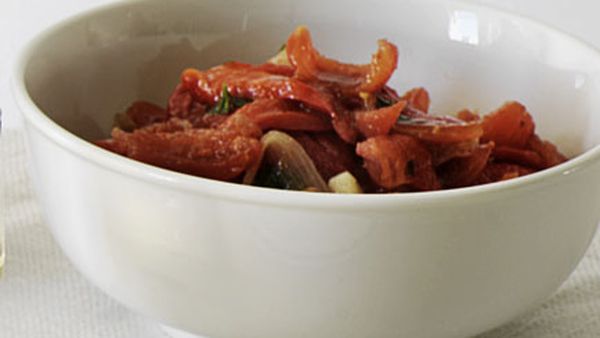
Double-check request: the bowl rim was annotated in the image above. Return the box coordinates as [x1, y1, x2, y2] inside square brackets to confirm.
[12, 0, 600, 209]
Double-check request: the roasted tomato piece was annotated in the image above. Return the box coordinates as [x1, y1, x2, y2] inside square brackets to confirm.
[292, 132, 364, 181]
[136, 118, 193, 133]
[355, 101, 407, 138]
[233, 99, 331, 132]
[360, 40, 398, 93]
[475, 162, 535, 184]
[199, 114, 229, 129]
[181, 62, 252, 105]
[482, 101, 535, 148]
[218, 113, 263, 139]
[526, 134, 568, 168]
[456, 109, 480, 123]
[286, 26, 398, 94]
[181, 63, 334, 116]
[493, 146, 544, 169]
[394, 108, 483, 144]
[439, 143, 493, 188]
[332, 109, 360, 144]
[254, 63, 296, 77]
[167, 83, 207, 124]
[356, 134, 439, 190]
[107, 128, 261, 181]
[119, 101, 168, 130]
[255, 111, 331, 132]
[426, 139, 480, 166]
[401, 87, 430, 112]
[411, 160, 442, 192]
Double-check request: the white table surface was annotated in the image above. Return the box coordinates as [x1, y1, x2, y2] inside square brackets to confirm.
[2, 1, 600, 337]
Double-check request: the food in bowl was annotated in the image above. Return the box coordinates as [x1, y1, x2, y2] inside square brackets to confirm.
[95, 26, 566, 193]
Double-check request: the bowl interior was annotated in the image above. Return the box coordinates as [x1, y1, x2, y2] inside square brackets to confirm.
[20, 0, 600, 158]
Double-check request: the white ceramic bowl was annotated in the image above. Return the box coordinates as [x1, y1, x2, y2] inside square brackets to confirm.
[12, 0, 600, 337]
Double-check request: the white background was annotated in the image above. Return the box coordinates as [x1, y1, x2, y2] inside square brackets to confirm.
[2, 0, 600, 130]
[0, 0, 122, 130]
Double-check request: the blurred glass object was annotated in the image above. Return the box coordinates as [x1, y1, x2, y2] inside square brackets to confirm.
[0, 222, 4, 278]
[0, 107, 3, 277]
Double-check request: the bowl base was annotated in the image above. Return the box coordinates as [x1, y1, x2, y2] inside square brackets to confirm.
[160, 325, 209, 338]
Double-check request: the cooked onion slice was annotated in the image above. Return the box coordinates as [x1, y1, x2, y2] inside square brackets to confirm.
[394, 108, 483, 144]
[248, 131, 330, 192]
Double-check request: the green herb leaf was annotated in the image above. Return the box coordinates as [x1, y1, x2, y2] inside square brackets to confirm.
[209, 84, 250, 115]
[253, 161, 302, 190]
[231, 96, 250, 110]
[397, 114, 412, 122]
[375, 94, 394, 109]
[209, 84, 230, 115]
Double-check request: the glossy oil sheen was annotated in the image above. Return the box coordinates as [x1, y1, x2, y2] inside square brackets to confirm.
[12, 0, 600, 337]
